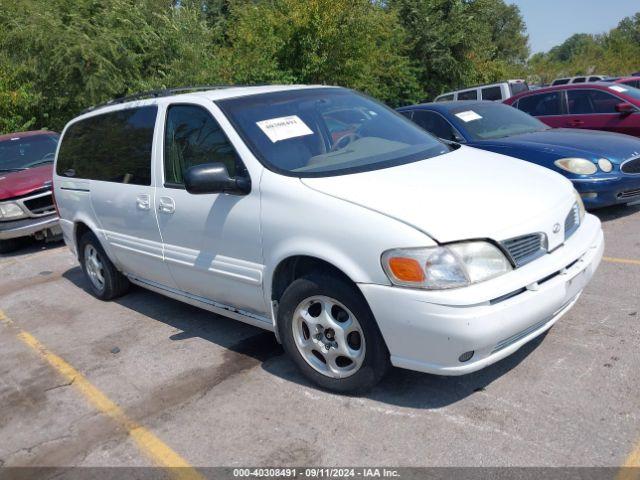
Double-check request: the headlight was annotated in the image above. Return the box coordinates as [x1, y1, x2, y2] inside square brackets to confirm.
[597, 158, 613, 172]
[574, 189, 585, 221]
[0, 202, 26, 220]
[381, 241, 512, 290]
[554, 158, 597, 175]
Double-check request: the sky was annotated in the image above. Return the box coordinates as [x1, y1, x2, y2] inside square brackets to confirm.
[505, 0, 640, 54]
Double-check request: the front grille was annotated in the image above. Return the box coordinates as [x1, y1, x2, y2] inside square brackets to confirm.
[621, 157, 640, 174]
[618, 188, 640, 200]
[564, 203, 580, 240]
[501, 233, 546, 268]
[22, 192, 55, 216]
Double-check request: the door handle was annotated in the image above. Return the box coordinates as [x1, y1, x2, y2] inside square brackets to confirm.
[567, 119, 585, 127]
[158, 196, 175, 214]
[136, 194, 151, 211]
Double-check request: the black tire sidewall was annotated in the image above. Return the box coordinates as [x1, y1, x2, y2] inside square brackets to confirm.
[277, 274, 389, 393]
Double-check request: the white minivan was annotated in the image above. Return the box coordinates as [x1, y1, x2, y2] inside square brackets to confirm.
[54, 85, 604, 392]
[434, 80, 529, 102]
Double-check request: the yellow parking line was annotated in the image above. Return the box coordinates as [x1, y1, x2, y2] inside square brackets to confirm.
[0, 310, 202, 480]
[603, 256, 640, 266]
[617, 441, 640, 480]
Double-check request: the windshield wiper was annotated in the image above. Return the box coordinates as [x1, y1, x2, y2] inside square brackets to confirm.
[0, 167, 27, 173]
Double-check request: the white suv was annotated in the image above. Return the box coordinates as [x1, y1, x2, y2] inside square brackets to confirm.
[434, 80, 529, 102]
[53, 85, 604, 392]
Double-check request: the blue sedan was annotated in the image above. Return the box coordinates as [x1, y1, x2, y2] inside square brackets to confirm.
[397, 101, 640, 209]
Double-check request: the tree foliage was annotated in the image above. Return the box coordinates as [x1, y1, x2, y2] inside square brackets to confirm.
[1, 0, 636, 135]
[529, 14, 640, 83]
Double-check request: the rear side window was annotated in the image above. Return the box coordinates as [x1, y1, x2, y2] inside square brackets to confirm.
[481, 86, 503, 101]
[573, 77, 586, 83]
[57, 106, 157, 185]
[552, 78, 570, 86]
[516, 92, 563, 116]
[509, 82, 528, 96]
[588, 76, 602, 82]
[164, 104, 245, 186]
[457, 90, 478, 100]
[567, 90, 620, 114]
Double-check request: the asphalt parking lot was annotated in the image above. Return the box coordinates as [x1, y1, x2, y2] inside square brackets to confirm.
[0, 205, 639, 474]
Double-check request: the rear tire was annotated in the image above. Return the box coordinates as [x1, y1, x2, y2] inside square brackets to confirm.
[277, 273, 389, 393]
[78, 231, 129, 300]
[0, 238, 24, 254]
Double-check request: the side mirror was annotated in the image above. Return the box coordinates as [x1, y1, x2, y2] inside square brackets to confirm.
[615, 102, 635, 116]
[184, 163, 251, 196]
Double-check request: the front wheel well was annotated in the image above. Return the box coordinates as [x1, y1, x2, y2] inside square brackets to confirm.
[271, 256, 357, 305]
[74, 222, 92, 257]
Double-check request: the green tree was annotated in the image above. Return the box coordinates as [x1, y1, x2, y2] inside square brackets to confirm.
[219, 0, 423, 106]
[387, 0, 529, 99]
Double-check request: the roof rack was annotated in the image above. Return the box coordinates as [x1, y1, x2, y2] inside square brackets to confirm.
[80, 85, 249, 114]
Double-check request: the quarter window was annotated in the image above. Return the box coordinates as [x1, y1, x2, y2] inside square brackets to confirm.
[481, 86, 503, 101]
[567, 90, 620, 114]
[436, 94, 454, 102]
[516, 92, 563, 116]
[164, 104, 245, 186]
[56, 106, 157, 185]
[457, 90, 478, 100]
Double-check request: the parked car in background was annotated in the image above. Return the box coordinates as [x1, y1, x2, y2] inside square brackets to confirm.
[54, 85, 603, 393]
[0, 130, 61, 253]
[434, 80, 528, 103]
[398, 101, 640, 209]
[613, 77, 640, 89]
[551, 75, 606, 85]
[505, 83, 640, 137]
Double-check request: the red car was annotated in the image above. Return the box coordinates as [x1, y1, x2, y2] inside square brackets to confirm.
[0, 130, 61, 253]
[505, 83, 640, 137]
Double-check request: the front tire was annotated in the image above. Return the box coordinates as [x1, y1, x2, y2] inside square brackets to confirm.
[277, 274, 389, 393]
[78, 231, 129, 300]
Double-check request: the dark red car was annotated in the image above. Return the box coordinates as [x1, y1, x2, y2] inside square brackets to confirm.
[0, 130, 60, 253]
[505, 83, 640, 137]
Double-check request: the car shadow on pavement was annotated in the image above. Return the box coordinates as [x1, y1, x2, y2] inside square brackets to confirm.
[0, 238, 65, 259]
[590, 203, 640, 223]
[62, 265, 544, 409]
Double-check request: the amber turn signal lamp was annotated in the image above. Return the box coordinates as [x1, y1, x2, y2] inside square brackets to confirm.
[388, 257, 425, 283]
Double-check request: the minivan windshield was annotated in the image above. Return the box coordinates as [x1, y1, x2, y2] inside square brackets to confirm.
[217, 88, 451, 176]
[0, 134, 59, 172]
[450, 103, 549, 140]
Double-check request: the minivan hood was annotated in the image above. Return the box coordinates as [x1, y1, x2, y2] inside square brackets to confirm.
[474, 128, 640, 163]
[0, 165, 53, 201]
[301, 146, 573, 243]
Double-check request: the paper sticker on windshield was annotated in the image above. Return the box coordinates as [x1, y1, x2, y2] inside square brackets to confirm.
[256, 115, 313, 143]
[455, 110, 483, 122]
[609, 85, 628, 93]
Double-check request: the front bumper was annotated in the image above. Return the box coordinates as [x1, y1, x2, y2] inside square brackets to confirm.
[359, 214, 604, 376]
[0, 215, 61, 240]
[573, 175, 640, 208]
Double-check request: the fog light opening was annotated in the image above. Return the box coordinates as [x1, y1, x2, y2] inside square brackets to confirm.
[580, 192, 598, 199]
[458, 350, 475, 363]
